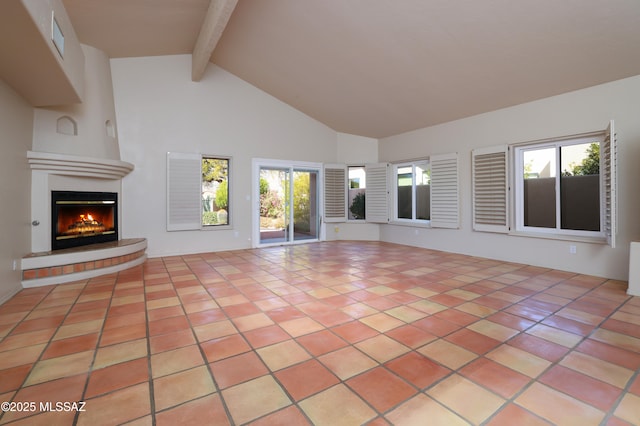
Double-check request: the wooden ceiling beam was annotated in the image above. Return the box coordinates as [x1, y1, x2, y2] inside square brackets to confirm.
[191, 0, 238, 82]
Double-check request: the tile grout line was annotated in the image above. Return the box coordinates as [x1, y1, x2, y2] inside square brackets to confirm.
[4, 279, 89, 425]
[176, 254, 238, 426]
[344, 262, 624, 423]
[207, 252, 323, 425]
[141, 264, 157, 426]
[191, 249, 387, 424]
[0, 285, 58, 424]
[480, 275, 634, 425]
[74, 275, 118, 425]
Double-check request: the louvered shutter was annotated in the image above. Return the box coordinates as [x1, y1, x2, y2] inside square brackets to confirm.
[430, 153, 459, 229]
[167, 152, 202, 231]
[365, 163, 389, 223]
[603, 120, 617, 248]
[324, 164, 347, 222]
[472, 146, 509, 233]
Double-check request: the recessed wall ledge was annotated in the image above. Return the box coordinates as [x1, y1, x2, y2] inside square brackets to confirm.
[27, 150, 134, 179]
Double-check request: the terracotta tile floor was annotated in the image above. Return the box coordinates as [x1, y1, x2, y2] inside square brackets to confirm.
[1, 241, 639, 425]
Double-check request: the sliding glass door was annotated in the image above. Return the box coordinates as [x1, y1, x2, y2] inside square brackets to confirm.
[258, 166, 290, 245]
[292, 169, 319, 242]
[254, 160, 321, 247]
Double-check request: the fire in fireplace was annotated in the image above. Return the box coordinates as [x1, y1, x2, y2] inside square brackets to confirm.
[51, 191, 118, 250]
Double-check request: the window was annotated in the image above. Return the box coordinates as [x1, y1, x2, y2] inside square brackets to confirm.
[202, 157, 230, 226]
[323, 155, 458, 227]
[472, 121, 616, 246]
[348, 166, 366, 220]
[323, 164, 381, 223]
[515, 137, 603, 237]
[167, 152, 231, 231]
[394, 160, 430, 222]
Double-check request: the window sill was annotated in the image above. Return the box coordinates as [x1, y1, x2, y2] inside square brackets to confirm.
[202, 224, 233, 231]
[509, 230, 607, 245]
[388, 220, 431, 229]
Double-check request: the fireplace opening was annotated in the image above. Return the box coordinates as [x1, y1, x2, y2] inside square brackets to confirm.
[51, 191, 118, 250]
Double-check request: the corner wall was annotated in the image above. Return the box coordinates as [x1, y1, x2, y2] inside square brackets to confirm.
[379, 75, 640, 281]
[0, 79, 33, 303]
[32, 44, 121, 160]
[326, 133, 380, 241]
[111, 56, 338, 257]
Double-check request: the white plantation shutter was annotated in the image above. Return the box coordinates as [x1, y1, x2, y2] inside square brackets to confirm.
[167, 152, 202, 231]
[365, 163, 389, 223]
[430, 153, 459, 229]
[324, 164, 347, 222]
[603, 120, 617, 248]
[472, 145, 509, 233]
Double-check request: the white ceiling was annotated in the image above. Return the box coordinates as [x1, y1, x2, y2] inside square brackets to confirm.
[62, 0, 640, 138]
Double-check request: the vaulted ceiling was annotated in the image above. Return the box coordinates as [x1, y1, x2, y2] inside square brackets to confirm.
[62, 0, 640, 138]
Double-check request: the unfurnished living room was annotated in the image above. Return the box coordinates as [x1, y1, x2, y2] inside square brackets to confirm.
[1, 0, 640, 425]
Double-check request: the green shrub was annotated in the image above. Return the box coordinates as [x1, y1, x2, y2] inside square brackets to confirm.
[202, 211, 218, 225]
[350, 192, 366, 219]
[260, 190, 282, 218]
[260, 178, 269, 195]
[215, 182, 228, 210]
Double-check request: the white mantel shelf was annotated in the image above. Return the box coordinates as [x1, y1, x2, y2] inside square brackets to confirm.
[27, 151, 134, 179]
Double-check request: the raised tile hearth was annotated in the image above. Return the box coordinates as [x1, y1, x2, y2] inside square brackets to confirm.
[21, 238, 147, 288]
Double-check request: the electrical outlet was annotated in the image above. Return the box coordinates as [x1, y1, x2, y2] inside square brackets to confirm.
[569, 245, 577, 254]
[12, 260, 17, 270]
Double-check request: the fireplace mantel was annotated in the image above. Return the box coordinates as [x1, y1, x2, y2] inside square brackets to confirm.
[28, 150, 136, 257]
[25, 153, 145, 286]
[27, 151, 134, 179]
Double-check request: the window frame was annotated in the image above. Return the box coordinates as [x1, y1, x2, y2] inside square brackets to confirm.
[347, 165, 367, 221]
[166, 152, 232, 232]
[472, 121, 616, 247]
[201, 155, 232, 229]
[392, 159, 431, 224]
[512, 134, 605, 240]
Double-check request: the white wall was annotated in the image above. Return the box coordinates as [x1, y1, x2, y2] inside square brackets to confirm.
[379, 75, 640, 281]
[111, 56, 338, 257]
[20, 0, 85, 101]
[0, 79, 33, 303]
[327, 133, 380, 241]
[33, 44, 121, 160]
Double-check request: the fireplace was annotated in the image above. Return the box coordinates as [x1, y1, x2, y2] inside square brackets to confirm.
[51, 191, 118, 250]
